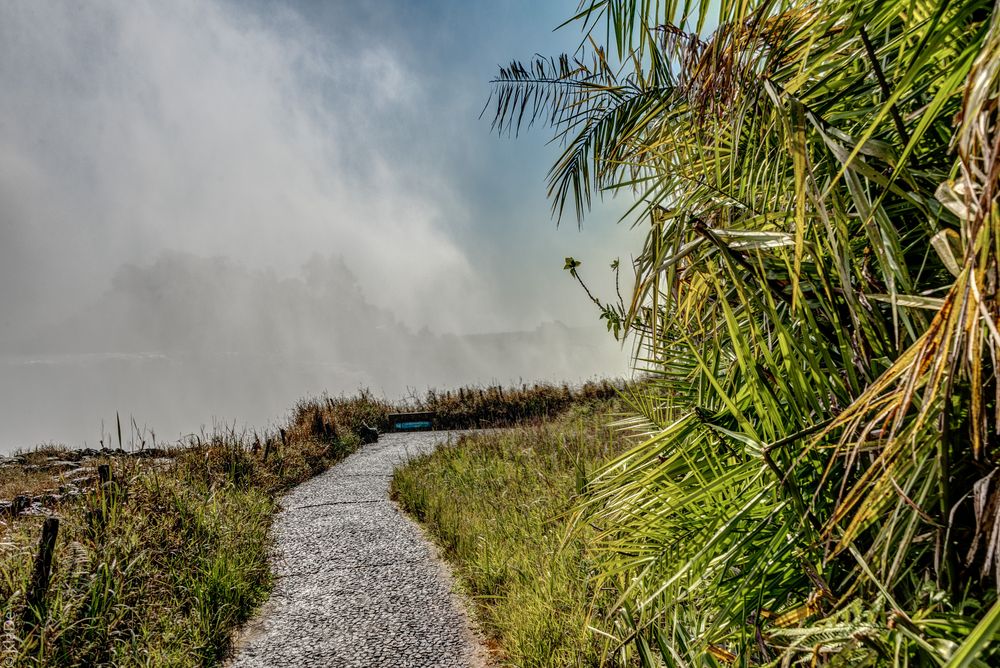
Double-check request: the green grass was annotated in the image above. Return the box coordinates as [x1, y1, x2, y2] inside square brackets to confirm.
[0, 425, 351, 667]
[1, 381, 619, 666]
[391, 398, 633, 668]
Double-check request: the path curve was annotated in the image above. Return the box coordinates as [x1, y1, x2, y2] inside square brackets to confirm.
[228, 431, 487, 668]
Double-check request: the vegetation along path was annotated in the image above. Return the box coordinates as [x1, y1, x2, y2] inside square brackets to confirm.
[228, 432, 488, 668]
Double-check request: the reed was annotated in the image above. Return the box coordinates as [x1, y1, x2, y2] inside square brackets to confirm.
[290, 380, 622, 438]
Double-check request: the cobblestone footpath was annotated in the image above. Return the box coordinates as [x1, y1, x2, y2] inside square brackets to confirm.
[228, 432, 488, 668]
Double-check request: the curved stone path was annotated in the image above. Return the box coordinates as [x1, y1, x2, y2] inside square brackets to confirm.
[228, 432, 488, 668]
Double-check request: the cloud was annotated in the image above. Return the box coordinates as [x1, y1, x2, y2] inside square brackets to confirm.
[0, 0, 481, 334]
[0, 0, 632, 449]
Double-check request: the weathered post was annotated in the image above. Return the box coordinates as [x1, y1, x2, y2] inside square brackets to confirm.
[11, 495, 29, 516]
[23, 517, 59, 633]
[278, 429, 288, 475]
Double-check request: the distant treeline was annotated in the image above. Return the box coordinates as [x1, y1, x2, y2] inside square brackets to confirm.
[290, 380, 623, 442]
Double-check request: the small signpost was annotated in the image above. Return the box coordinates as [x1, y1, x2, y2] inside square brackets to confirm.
[387, 411, 435, 432]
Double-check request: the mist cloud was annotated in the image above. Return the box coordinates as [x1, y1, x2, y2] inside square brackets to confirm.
[0, 0, 631, 450]
[0, 0, 482, 335]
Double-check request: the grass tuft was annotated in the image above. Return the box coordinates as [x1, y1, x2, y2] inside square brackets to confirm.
[392, 397, 632, 667]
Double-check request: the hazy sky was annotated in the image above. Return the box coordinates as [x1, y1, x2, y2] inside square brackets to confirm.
[0, 0, 636, 339]
[0, 0, 640, 449]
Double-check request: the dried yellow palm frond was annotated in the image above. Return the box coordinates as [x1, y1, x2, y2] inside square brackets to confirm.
[823, 12, 1000, 558]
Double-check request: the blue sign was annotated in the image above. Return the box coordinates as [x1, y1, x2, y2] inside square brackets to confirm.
[395, 421, 432, 431]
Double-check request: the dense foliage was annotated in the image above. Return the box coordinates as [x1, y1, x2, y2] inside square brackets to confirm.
[491, 0, 1000, 665]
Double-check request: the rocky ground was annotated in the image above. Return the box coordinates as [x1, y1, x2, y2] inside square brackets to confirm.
[0, 447, 172, 517]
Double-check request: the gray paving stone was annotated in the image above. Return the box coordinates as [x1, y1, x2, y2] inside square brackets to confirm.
[228, 432, 489, 668]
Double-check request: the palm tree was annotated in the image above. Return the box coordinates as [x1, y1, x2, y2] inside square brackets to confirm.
[489, 0, 1000, 664]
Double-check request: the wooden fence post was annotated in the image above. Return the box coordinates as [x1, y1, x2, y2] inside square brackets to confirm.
[277, 429, 288, 475]
[23, 517, 59, 633]
[12, 495, 29, 516]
